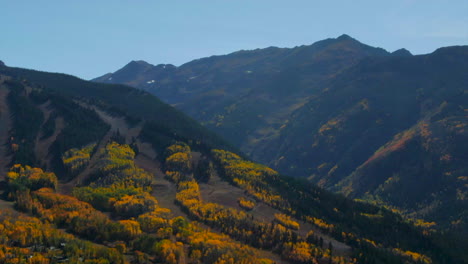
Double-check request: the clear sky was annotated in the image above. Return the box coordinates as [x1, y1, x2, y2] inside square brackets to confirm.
[2, 1, 467, 80]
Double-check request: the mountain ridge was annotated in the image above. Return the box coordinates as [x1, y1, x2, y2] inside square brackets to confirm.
[93, 36, 468, 233]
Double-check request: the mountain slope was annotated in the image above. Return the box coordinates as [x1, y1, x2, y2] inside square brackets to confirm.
[95, 38, 467, 232]
[94, 34, 392, 150]
[0, 64, 236, 156]
[0, 64, 466, 263]
[264, 46, 468, 230]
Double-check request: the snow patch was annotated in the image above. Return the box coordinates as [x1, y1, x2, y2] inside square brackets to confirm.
[187, 76, 198, 82]
[147, 80, 156, 84]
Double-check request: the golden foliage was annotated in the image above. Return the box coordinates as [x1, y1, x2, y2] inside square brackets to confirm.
[392, 248, 432, 264]
[212, 149, 291, 213]
[73, 142, 154, 215]
[112, 193, 158, 218]
[7, 164, 58, 192]
[305, 216, 334, 232]
[274, 213, 300, 230]
[166, 152, 192, 172]
[0, 210, 124, 263]
[137, 211, 171, 236]
[98, 142, 136, 173]
[166, 145, 324, 264]
[62, 143, 96, 174]
[238, 197, 255, 211]
[282, 242, 317, 264]
[117, 220, 142, 239]
[166, 142, 191, 157]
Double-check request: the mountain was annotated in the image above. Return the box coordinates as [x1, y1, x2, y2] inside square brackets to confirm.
[93, 34, 391, 151]
[391, 48, 413, 57]
[94, 35, 467, 232]
[268, 46, 468, 231]
[1, 63, 466, 263]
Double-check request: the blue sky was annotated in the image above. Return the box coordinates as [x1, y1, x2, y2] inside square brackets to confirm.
[2, 1, 467, 79]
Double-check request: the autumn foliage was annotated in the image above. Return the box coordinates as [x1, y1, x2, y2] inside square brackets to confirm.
[163, 143, 342, 264]
[238, 197, 255, 211]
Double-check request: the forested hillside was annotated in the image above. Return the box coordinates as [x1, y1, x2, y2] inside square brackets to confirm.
[94, 36, 468, 232]
[0, 64, 466, 263]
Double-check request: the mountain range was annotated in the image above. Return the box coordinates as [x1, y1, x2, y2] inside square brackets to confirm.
[1, 56, 467, 263]
[94, 35, 468, 233]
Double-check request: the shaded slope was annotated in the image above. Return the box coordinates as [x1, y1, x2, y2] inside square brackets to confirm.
[0, 76, 12, 179]
[94, 34, 392, 150]
[0, 64, 235, 155]
[270, 46, 467, 182]
[94, 40, 468, 233]
[338, 98, 467, 231]
[264, 46, 468, 230]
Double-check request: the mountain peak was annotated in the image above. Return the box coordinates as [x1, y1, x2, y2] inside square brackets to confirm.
[156, 63, 176, 70]
[0, 60, 5, 67]
[321, 34, 389, 56]
[391, 48, 412, 56]
[128, 60, 153, 67]
[337, 34, 355, 41]
[117, 60, 155, 74]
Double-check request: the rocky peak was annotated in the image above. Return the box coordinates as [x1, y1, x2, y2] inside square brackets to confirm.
[391, 48, 412, 56]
